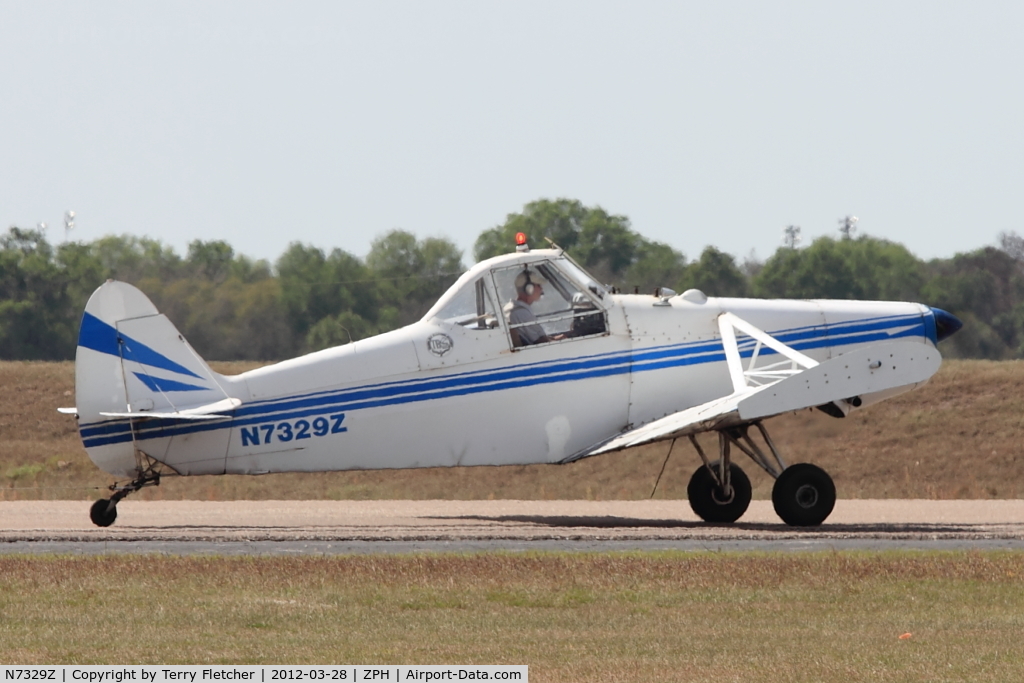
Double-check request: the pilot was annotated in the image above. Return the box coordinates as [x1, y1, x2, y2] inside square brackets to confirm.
[508, 269, 565, 346]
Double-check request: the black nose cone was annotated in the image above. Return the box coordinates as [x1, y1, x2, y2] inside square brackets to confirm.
[930, 307, 963, 342]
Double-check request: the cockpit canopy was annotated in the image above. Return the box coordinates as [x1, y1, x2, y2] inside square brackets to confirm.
[424, 251, 610, 349]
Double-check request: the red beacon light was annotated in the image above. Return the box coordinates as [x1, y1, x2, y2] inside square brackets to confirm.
[514, 232, 529, 252]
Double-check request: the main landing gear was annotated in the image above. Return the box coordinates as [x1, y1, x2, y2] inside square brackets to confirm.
[89, 468, 161, 527]
[687, 459, 751, 523]
[771, 462, 836, 527]
[685, 422, 836, 527]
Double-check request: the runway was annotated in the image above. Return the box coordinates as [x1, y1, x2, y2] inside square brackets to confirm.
[3, 499, 1024, 554]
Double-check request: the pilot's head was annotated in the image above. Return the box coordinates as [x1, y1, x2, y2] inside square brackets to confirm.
[515, 269, 543, 302]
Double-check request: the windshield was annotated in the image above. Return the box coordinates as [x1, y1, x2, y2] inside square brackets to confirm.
[493, 258, 608, 348]
[558, 255, 607, 300]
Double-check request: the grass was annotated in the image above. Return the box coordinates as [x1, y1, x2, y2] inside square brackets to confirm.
[1, 551, 1022, 681]
[3, 359, 1024, 501]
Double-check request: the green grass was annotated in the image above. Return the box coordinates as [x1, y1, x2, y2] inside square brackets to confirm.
[4, 463, 47, 480]
[2, 552, 1023, 681]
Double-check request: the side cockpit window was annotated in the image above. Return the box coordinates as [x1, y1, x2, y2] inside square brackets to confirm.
[492, 259, 608, 349]
[432, 276, 500, 330]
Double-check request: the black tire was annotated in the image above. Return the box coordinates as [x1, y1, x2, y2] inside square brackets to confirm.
[687, 461, 752, 523]
[90, 498, 117, 527]
[772, 463, 836, 527]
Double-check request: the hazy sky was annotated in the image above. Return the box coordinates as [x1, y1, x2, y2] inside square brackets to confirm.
[3, 1, 1022, 267]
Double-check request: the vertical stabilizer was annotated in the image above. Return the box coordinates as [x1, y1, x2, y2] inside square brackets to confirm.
[75, 281, 232, 477]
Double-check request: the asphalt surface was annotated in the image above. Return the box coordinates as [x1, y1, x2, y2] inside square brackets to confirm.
[2, 499, 1024, 554]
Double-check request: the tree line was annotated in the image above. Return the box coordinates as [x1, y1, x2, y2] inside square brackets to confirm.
[2, 198, 1020, 361]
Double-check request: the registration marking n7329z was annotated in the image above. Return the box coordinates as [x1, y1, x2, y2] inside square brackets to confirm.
[239, 413, 347, 447]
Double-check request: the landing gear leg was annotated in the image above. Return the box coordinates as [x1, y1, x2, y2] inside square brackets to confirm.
[89, 468, 161, 527]
[686, 433, 752, 523]
[717, 421, 838, 527]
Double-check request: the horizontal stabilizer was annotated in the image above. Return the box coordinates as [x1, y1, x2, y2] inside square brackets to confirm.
[98, 397, 242, 422]
[57, 407, 78, 415]
[98, 411, 229, 421]
[575, 340, 940, 458]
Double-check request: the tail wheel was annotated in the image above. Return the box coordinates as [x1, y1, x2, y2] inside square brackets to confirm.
[87, 464, 162, 527]
[772, 463, 836, 526]
[687, 461, 752, 524]
[89, 498, 118, 527]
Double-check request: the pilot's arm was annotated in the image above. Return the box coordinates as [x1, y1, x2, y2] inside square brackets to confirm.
[509, 300, 550, 346]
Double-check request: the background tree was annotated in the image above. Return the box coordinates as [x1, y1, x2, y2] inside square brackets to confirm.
[89, 234, 184, 284]
[754, 237, 862, 299]
[276, 243, 378, 353]
[186, 240, 235, 283]
[756, 235, 926, 301]
[474, 198, 642, 284]
[3, 201, 1024, 362]
[55, 240, 106, 316]
[475, 199, 592, 260]
[679, 246, 749, 297]
[366, 230, 463, 328]
[0, 227, 75, 359]
[619, 241, 688, 294]
[998, 231, 1024, 262]
[921, 247, 1024, 359]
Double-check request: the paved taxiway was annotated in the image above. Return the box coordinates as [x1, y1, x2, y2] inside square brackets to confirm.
[2, 499, 1024, 554]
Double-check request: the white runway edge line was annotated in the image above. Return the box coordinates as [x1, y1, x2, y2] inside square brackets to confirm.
[0, 667, 528, 683]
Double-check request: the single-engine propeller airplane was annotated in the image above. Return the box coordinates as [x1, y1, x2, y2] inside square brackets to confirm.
[62, 233, 962, 527]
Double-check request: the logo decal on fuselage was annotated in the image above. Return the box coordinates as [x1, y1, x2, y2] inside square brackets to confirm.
[427, 333, 454, 357]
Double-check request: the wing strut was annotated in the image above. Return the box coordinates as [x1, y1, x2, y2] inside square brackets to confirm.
[718, 312, 818, 393]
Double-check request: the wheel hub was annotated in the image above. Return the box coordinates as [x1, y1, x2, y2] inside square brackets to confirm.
[795, 484, 819, 509]
[711, 485, 735, 505]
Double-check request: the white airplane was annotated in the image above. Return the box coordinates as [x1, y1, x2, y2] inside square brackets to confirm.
[62, 234, 962, 527]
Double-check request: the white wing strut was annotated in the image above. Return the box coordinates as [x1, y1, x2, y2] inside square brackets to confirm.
[718, 312, 818, 392]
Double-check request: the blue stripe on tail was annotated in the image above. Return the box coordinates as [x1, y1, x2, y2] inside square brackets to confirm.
[78, 312, 203, 379]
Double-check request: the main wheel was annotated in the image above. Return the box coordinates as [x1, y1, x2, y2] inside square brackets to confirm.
[772, 463, 836, 526]
[89, 498, 117, 527]
[687, 461, 751, 523]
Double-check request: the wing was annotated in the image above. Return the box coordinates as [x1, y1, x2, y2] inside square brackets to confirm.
[570, 315, 941, 460]
[574, 386, 765, 457]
